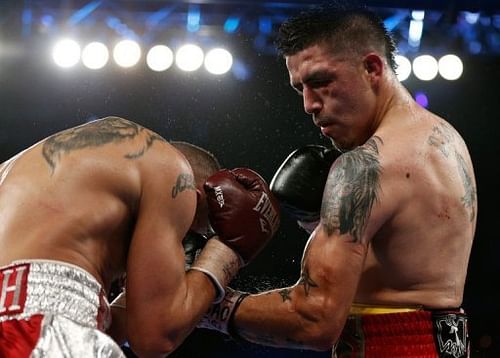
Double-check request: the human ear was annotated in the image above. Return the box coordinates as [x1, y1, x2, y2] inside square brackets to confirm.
[364, 53, 383, 76]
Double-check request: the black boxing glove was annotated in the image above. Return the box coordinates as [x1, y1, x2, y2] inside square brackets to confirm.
[270, 145, 340, 234]
[203, 168, 281, 265]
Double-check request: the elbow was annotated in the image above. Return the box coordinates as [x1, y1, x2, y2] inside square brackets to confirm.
[128, 334, 178, 358]
[297, 299, 347, 351]
[128, 338, 178, 358]
[302, 320, 343, 351]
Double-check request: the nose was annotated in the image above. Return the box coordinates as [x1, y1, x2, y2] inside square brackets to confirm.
[303, 86, 322, 115]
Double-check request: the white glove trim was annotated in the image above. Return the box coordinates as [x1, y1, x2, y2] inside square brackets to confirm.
[190, 238, 241, 304]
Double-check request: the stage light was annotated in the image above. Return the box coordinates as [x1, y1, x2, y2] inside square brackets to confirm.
[464, 12, 480, 25]
[82, 42, 109, 70]
[438, 54, 463, 80]
[411, 10, 425, 21]
[52, 39, 81, 68]
[204, 48, 233, 75]
[408, 19, 423, 47]
[113, 40, 141, 68]
[187, 5, 201, 33]
[224, 16, 240, 33]
[412, 55, 438, 81]
[395, 55, 411, 81]
[415, 91, 429, 108]
[175, 44, 203, 72]
[147, 45, 174, 72]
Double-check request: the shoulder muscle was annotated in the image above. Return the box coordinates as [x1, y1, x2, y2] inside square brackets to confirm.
[320, 136, 383, 243]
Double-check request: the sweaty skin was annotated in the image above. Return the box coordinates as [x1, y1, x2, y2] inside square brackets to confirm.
[229, 44, 477, 350]
[0, 116, 217, 357]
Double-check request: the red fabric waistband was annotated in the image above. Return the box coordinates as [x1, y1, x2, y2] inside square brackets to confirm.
[335, 310, 468, 358]
[362, 311, 436, 358]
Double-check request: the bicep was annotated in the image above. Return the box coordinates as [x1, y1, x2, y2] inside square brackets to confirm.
[298, 138, 387, 300]
[126, 154, 197, 327]
[320, 137, 384, 244]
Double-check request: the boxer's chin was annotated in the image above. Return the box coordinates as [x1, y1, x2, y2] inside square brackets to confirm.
[329, 138, 348, 153]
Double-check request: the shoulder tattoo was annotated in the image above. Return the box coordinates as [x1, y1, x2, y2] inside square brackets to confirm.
[428, 123, 454, 158]
[171, 173, 196, 198]
[320, 136, 382, 242]
[42, 117, 165, 171]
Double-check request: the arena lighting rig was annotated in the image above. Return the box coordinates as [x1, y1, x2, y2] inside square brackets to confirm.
[51, 38, 234, 75]
[50, 35, 463, 83]
[0, 1, 498, 83]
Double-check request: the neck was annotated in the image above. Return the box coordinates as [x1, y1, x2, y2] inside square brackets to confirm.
[370, 74, 414, 133]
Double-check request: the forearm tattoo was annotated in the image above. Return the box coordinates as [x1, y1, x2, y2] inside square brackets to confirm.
[298, 268, 318, 297]
[278, 288, 292, 302]
[42, 117, 165, 171]
[171, 173, 196, 198]
[321, 136, 382, 242]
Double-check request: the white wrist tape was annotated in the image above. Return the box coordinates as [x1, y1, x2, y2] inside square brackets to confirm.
[197, 287, 248, 335]
[190, 238, 241, 303]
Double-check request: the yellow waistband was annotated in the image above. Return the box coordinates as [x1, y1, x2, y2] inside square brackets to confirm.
[349, 303, 423, 315]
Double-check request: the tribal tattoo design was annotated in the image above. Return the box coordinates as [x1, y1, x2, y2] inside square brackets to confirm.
[42, 117, 165, 171]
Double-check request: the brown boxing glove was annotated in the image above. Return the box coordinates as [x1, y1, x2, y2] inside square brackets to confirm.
[204, 168, 280, 265]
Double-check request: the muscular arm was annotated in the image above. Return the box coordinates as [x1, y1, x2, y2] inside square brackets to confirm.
[230, 137, 384, 350]
[125, 145, 217, 357]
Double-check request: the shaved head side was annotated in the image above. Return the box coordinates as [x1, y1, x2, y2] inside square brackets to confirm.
[170, 141, 221, 186]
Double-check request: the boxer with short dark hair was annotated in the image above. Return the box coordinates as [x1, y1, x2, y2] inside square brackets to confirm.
[0, 116, 280, 357]
[198, 4, 477, 358]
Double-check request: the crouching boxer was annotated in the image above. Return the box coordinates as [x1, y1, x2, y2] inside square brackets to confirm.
[0, 116, 280, 357]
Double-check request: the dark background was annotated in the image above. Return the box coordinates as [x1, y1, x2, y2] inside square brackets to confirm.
[1, 1, 499, 357]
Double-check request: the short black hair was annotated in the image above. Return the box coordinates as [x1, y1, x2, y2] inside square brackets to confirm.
[276, 2, 397, 72]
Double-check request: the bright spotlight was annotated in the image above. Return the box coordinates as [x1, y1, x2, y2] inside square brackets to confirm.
[175, 44, 204, 72]
[113, 40, 141, 68]
[52, 39, 81, 68]
[82, 42, 109, 70]
[438, 54, 463, 80]
[394, 55, 411, 81]
[412, 55, 438, 81]
[147, 45, 174, 72]
[204, 48, 233, 75]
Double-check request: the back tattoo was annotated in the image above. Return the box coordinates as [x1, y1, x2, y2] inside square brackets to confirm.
[42, 117, 165, 171]
[427, 122, 477, 222]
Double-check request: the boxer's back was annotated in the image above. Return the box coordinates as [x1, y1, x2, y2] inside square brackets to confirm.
[356, 105, 477, 309]
[0, 117, 167, 291]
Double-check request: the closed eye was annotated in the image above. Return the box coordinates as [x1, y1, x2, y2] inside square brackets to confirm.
[308, 79, 331, 88]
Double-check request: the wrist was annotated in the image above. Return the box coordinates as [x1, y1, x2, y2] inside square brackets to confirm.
[197, 288, 249, 335]
[190, 238, 242, 303]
